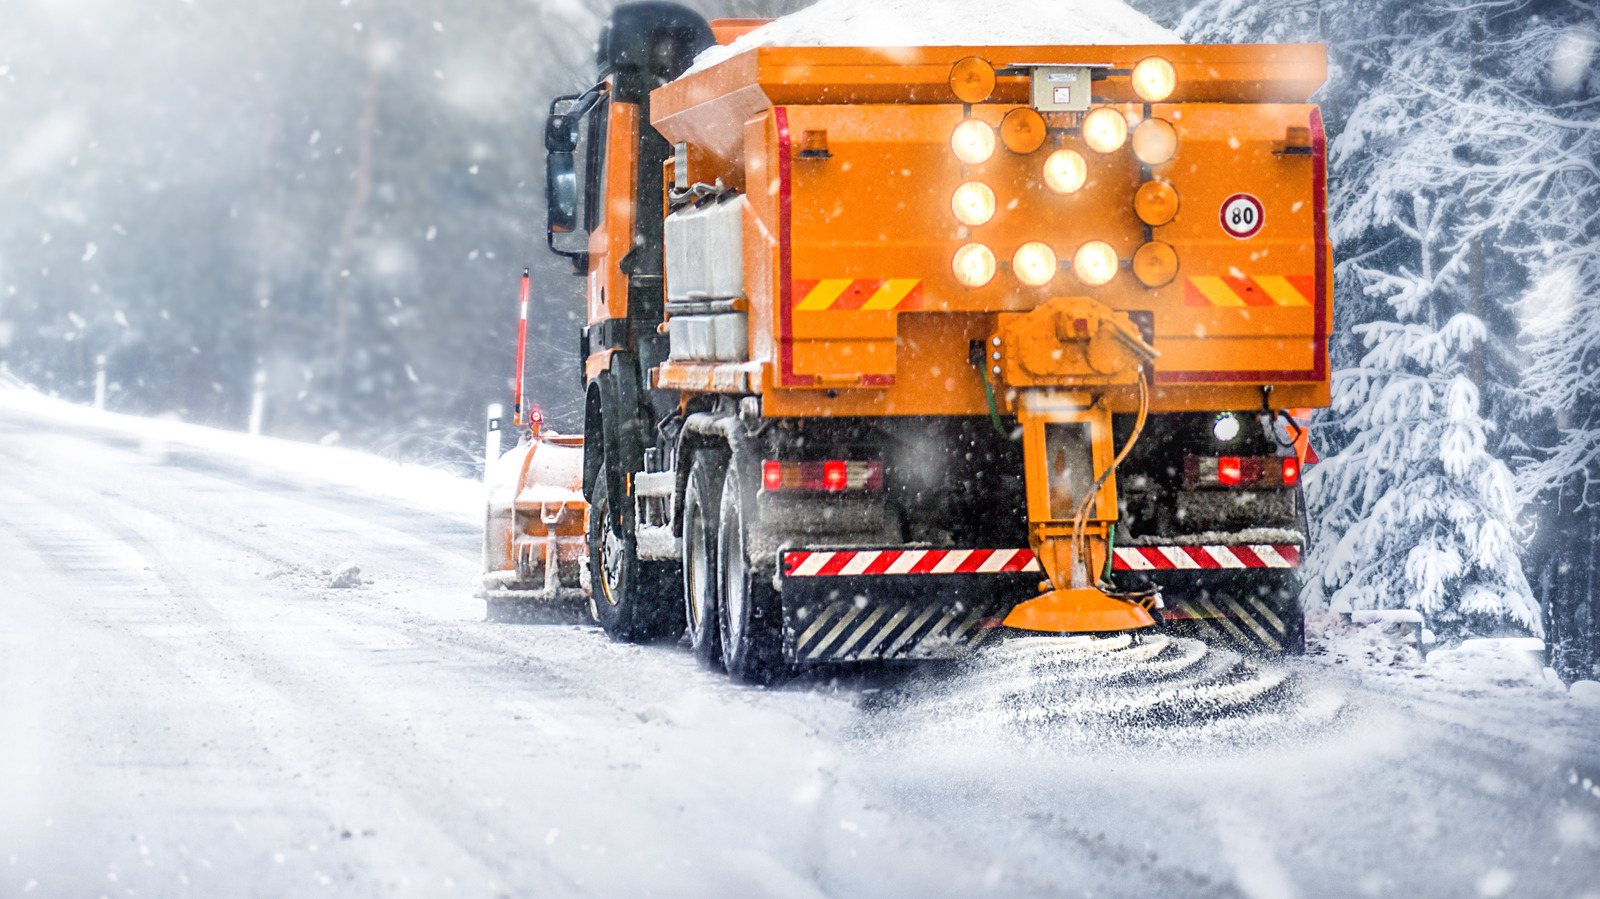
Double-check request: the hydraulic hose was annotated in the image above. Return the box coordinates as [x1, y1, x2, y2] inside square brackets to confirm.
[982, 365, 1011, 439]
[1069, 370, 1149, 589]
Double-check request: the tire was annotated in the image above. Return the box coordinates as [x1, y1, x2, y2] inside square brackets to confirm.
[586, 441, 682, 642]
[682, 451, 726, 668]
[718, 450, 787, 685]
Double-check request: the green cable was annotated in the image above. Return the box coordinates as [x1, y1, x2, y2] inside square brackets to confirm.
[1103, 523, 1116, 581]
[981, 367, 1010, 439]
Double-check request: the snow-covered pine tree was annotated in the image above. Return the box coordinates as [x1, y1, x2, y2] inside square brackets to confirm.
[1174, 0, 1325, 45]
[1509, 13, 1600, 676]
[1308, 293, 1537, 634]
[1179, 0, 1545, 637]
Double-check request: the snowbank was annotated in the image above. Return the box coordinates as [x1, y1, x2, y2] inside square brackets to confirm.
[1426, 637, 1552, 686]
[0, 384, 483, 521]
[689, 0, 1182, 74]
[1306, 610, 1600, 702]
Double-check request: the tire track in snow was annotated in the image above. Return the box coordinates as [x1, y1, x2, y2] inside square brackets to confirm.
[0, 423, 583, 897]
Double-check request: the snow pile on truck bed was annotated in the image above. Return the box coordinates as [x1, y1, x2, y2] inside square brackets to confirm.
[689, 0, 1182, 73]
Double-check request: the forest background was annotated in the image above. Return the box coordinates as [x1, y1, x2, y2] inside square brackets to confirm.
[1, 0, 1595, 675]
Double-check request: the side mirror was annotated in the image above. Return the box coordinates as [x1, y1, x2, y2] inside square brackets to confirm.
[546, 150, 588, 275]
[545, 113, 578, 153]
[543, 89, 601, 276]
[547, 151, 579, 234]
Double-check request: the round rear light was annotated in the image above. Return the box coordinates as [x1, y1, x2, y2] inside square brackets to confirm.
[1043, 149, 1088, 194]
[1072, 241, 1119, 286]
[951, 181, 996, 226]
[1082, 108, 1129, 154]
[1132, 241, 1178, 288]
[1011, 242, 1058, 287]
[1132, 118, 1178, 165]
[952, 243, 996, 288]
[1131, 56, 1177, 103]
[951, 119, 996, 165]
[949, 56, 997, 104]
[1000, 107, 1048, 155]
[1213, 415, 1240, 442]
[1134, 180, 1180, 226]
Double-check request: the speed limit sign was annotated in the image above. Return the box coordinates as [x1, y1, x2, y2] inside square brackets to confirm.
[1220, 193, 1264, 239]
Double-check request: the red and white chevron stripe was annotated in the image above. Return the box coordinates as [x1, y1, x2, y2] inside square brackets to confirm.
[1112, 544, 1300, 570]
[782, 548, 1040, 577]
[780, 544, 1301, 577]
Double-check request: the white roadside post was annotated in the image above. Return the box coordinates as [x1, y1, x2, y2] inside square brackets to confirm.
[485, 403, 504, 481]
[93, 355, 107, 410]
[248, 367, 267, 436]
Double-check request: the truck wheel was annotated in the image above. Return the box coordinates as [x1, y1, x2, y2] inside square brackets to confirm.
[587, 443, 680, 642]
[682, 452, 725, 668]
[718, 453, 787, 685]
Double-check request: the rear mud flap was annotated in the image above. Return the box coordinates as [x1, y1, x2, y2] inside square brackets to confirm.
[778, 573, 1037, 664]
[1163, 596, 1300, 653]
[1116, 568, 1304, 653]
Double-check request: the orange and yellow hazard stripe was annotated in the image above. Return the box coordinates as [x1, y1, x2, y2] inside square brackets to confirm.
[793, 279, 923, 312]
[1185, 274, 1314, 308]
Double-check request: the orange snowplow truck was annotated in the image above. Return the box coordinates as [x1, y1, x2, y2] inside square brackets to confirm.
[543, 2, 1329, 682]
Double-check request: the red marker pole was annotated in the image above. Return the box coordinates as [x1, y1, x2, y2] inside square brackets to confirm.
[513, 268, 530, 426]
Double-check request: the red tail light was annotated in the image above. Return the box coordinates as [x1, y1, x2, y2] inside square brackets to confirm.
[762, 460, 884, 493]
[1185, 455, 1300, 488]
[823, 460, 847, 491]
[1217, 456, 1242, 486]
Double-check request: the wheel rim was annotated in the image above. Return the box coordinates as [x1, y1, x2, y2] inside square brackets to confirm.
[686, 504, 709, 631]
[722, 504, 747, 648]
[594, 474, 624, 608]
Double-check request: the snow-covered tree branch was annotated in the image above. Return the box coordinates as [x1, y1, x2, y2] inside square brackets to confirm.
[1180, 0, 1599, 643]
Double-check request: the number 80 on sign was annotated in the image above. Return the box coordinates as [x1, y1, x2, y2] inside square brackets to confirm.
[1220, 193, 1264, 240]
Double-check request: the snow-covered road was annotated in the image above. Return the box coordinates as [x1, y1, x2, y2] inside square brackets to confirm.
[2, 393, 1597, 898]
